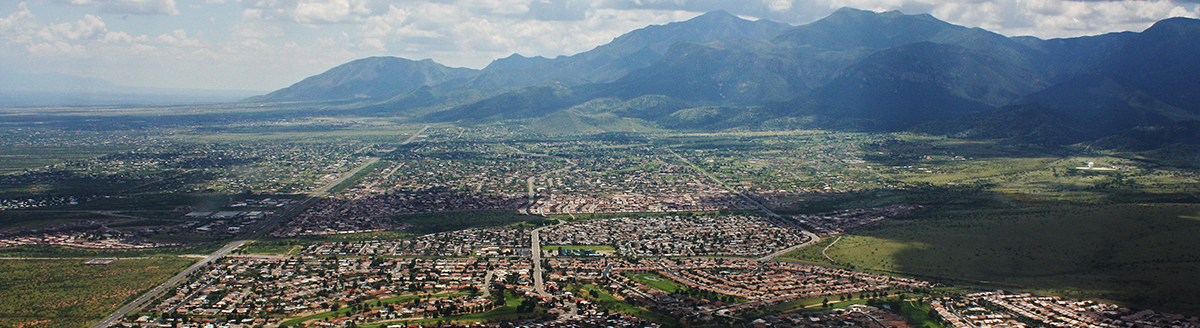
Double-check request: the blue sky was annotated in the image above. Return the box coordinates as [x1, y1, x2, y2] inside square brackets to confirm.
[1, 0, 1196, 92]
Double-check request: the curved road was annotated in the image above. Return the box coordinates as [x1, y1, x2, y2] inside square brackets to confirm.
[822, 235, 842, 264]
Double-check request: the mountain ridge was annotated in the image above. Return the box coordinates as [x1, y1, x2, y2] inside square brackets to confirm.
[248, 8, 1200, 150]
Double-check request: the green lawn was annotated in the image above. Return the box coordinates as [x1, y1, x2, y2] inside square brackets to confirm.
[898, 299, 944, 328]
[627, 273, 683, 293]
[403, 290, 531, 325]
[242, 241, 301, 256]
[575, 285, 681, 328]
[279, 292, 467, 327]
[541, 245, 615, 251]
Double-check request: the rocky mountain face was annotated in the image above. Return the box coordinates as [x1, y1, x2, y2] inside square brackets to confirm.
[249, 8, 1200, 148]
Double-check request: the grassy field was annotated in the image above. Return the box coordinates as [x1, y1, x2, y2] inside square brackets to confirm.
[627, 273, 684, 293]
[574, 284, 681, 328]
[541, 245, 615, 251]
[897, 299, 944, 328]
[242, 241, 301, 256]
[0, 145, 133, 175]
[783, 203, 1200, 314]
[0, 244, 223, 258]
[737, 289, 908, 317]
[402, 290, 532, 325]
[279, 292, 467, 327]
[0, 258, 195, 328]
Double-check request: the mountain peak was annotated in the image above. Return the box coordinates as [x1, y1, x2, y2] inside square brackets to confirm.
[773, 7, 961, 49]
[483, 53, 551, 71]
[248, 56, 478, 102]
[691, 9, 737, 21]
[1142, 16, 1200, 37]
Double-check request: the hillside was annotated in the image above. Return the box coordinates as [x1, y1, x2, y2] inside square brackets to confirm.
[248, 9, 1200, 149]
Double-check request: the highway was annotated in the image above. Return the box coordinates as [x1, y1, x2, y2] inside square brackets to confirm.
[90, 240, 247, 328]
[402, 125, 431, 145]
[90, 150, 387, 327]
[756, 230, 821, 261]
[531, 226, 549, 297]
[664, 147, 822, 260]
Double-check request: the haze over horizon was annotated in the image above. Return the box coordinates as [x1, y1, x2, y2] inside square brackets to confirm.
[1, 0, 1197, 92]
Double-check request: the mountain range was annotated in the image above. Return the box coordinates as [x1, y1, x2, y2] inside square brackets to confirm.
[249, 8, 1200, 149]
[0, 70, 264, 107]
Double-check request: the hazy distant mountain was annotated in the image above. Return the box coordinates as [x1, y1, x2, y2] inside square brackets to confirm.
[254, 8, 1200, 148]
[248, 57, 479, 103]
[0, 70, 262, 107]
[0, 71, 125, 93]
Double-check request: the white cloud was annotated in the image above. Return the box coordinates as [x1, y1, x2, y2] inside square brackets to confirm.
[357, 37, 384, 51]
[52, 0, 180, 16]
[0, 2, 37, 43]
[353, 1, 699, 68]
[155, 29, 202, 47]
[244, 0, 374, 24]
[764, 0, 792, 12]
[27, 41, 85, 56]
[233, 21, 285, 38]
[129, 42, 156, 53]
[38, 14, 106, 41]
[4, 0, 1199, 91]
[103, 31, 133, 43]
[912, 0, 1200, 38]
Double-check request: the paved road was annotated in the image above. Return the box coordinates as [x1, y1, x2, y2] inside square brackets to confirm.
[531, 227, 548, 297]
[91, 240, 247, 328]
[757, 230, 821, 261]
[482, 270, 495, 297]
[402, 125, 431, 145]
[822, 235, 843, 263]
[664, 147, 822, 260]
[91, 153, 384, 328]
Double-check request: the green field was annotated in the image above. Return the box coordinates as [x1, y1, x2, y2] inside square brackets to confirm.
[0, 244, 223, 258]
[783, 203, 1200, 314]
[403, 290, 535, 325]
[0, 145, 134, 175]
[627, 273, 683, 293]
[897, 299, 944, 328]
[279, 292, 467, 327]
[541, 245, 614, 251]
[242, 241, 301, 256]
[0, 258, 195, 328]
[574, 284, 681, 328]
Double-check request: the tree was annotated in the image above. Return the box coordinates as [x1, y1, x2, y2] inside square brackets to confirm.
[822, 298, 830, 308]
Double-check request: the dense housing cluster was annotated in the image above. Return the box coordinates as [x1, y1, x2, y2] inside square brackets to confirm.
[302, 228, 532, 257]
[149, 256, 534, 319]
[932, 291, 1200, 328]
[792, 204, 921, 235]
[540, 215, 808, 256]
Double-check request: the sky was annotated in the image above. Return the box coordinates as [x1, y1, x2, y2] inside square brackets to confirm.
[0, 0, 1196, 92]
